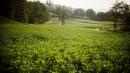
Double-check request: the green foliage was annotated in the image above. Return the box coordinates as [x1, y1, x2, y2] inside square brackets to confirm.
[109, 1, 130, 30]
[9, 0, 28, 22]
[0, 20, 130, 73]
[74, 8, 86, 18]
[86, 9, 96, 20]
[27, 1, 49, 24]
[95, 12, 106, 21]
[123, 13, 130, 30]
[0, 0, 49, 24]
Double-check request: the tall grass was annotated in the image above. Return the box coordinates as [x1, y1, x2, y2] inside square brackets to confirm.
[0, 19, 130, 73]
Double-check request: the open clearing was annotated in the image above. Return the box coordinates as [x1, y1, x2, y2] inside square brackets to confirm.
[0, 18, 130, 73]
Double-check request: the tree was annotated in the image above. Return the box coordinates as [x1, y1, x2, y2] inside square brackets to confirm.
[86, 9, 96, 20]
[0, 0, 49, 24]
[95, 12, 106, 21]
[109, 1, 125, 29]
[10, 0, 28, 22]
[27, 1, 49, 24]
[120, 4, 130, 30]
[0, 0, 28, 22]
[123, 13, 130, 29]
[46, 0, 52, 18]
[0, 0, 12, 18]
[105, 11, 113, 21]
[74, 8, 85, 18]
[55, 5, 71, 25]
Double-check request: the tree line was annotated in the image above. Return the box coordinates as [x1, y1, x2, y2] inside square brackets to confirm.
[0, 0, 130, 31]
[48, 1, 130, 31]
[0, 0, 49, 24]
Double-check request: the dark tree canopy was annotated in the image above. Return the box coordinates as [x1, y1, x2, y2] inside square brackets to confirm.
[27, 1, 49, 24]
[0, 0, 49, 24]
[0, 0, 12, 18]
[86, 9, 96, 20]
[109, 1, 130, 30]
[95, 12, 106, 21]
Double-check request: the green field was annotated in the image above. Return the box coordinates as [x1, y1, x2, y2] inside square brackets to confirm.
[0, 18, 130, 73]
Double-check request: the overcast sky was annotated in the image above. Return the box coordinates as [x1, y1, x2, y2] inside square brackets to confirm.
[32, 0, 130, 12]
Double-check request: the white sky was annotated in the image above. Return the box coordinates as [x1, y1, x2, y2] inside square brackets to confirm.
[31, 0, 130, 12]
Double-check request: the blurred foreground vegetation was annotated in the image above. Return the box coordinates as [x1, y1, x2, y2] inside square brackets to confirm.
[0, 18, 130, 73]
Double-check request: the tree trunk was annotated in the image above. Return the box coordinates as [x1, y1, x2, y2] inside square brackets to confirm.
[113, 15, 118, 30]
[113, 20, 117, 29]
[61, 17, 65, 25]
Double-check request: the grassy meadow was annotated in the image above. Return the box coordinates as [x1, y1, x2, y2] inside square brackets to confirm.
[0, 18, 130, 73]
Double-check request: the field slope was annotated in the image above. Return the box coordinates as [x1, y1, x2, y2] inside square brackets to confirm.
[0, 18, 130, 73]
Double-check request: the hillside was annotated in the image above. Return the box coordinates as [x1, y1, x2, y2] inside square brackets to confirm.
[0, 17, 130, 73]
